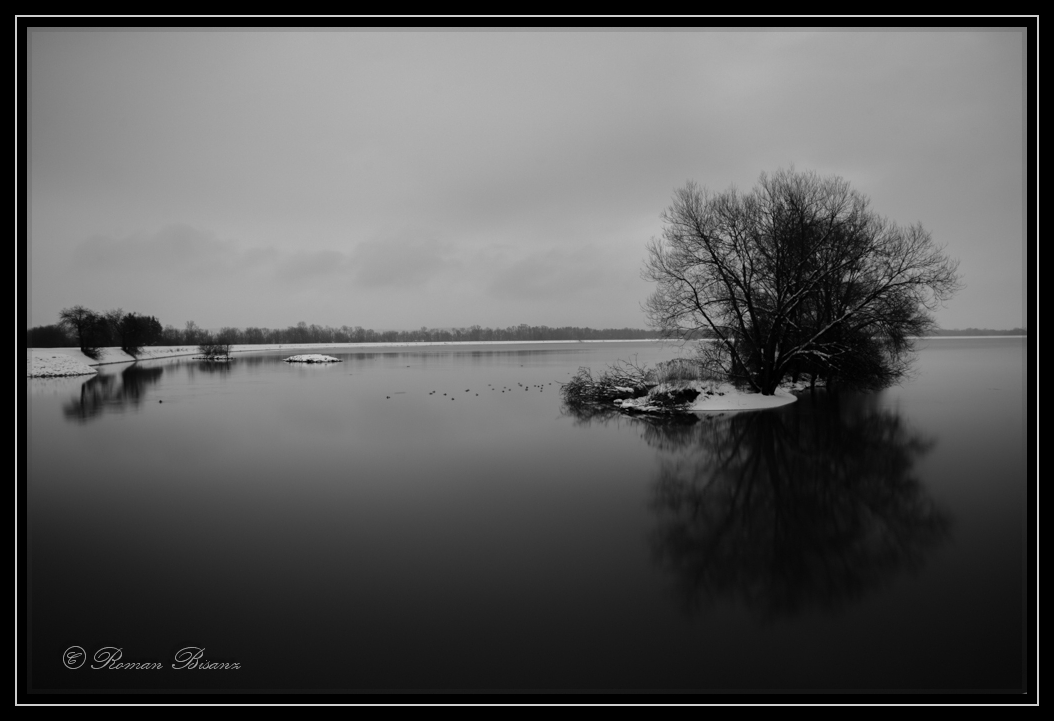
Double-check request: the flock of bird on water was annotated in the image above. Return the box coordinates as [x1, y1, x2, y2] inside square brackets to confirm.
[388, 380, 555, 400]
[284, 354, 561, 402]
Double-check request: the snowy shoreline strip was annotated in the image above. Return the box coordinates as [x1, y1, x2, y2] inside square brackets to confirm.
[28, 336, 1014, 378]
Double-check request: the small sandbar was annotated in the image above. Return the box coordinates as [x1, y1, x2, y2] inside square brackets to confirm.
[283, 354, 343, 363]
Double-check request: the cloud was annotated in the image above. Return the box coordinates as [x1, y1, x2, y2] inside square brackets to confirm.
[66, 224, 474, 308]
[350, 235, 459, 288]
[273, 249, 350, 283]
[71, 224, 271, 278]
[68, 225, 467, 291]
[485, 245, 613, 301]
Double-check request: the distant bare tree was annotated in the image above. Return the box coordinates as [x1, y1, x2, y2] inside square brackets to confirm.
[58, 305, 102, 357]
[198, 330, 232, 361]
[28, 324, 74, 347]
[184, 320, 203, 345]
[161, 324, 184, 345]
[243, 326, 266, 344]
[116, 313, 163, 357]
[101, 308, 125, 348]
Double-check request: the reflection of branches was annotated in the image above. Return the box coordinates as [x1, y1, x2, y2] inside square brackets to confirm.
[237, 354, 271, 367]
[559, 402, 621, 427]
[637, 417, 705, 452]
[641, 391, 949, 620]
[118, 364, 163, 400]
[63, 374, 116, 422]
[193, 359, 232, 374]
[62, 365, 164, 422]
[560, 401, 700, 433]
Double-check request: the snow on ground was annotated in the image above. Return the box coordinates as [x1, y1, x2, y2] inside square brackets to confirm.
[687, 382, 797, 411]
[283, 354, 342, 363]
[26, 352, 98, 377]
[28, 339, 667, 378]
[26, 346, 200, 377]
[616, 380, 799, 413]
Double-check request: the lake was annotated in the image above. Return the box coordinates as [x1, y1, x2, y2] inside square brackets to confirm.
[25, 338, 1028, 693]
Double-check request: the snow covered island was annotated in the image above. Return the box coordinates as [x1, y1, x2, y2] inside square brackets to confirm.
[561, 358, 805, 415]
[283, 354, 343, 363]
[615, 380, 799, 413]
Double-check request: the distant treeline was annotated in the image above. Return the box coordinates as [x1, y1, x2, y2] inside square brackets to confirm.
[187, 323, 662, 345]
[28, 319, 660, 347]
[930, 328, 1028, 336]
[27, 316, 1028, 349]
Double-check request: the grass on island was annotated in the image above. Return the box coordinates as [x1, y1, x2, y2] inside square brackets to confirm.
[561, 358, 725, 413]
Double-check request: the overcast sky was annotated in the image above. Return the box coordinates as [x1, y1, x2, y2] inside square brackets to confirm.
[28, 27, 1027, 332]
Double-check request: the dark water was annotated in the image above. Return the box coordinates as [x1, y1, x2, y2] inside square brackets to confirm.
[26, 339, 1027, 692]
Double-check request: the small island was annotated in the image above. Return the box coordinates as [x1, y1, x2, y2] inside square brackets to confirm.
[283, 354, 343, 364]
[561, 358, 803, 416]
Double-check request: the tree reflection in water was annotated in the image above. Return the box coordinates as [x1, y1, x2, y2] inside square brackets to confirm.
[564, 391, 950, 619]
[63, 364, 164, 422]
[186, 359, 234, 378]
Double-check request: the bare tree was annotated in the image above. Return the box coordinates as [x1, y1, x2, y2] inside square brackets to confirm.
[58, 305, 101, 355]
[184, 320, 203, 345]
[116, 313, 163, 357]
[96, 308, 123, 348]
[643, 168, 962, 395]
[198, 330, 233, 361]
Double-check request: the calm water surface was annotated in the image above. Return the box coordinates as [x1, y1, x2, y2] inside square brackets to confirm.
[27, 339, 1027, 692]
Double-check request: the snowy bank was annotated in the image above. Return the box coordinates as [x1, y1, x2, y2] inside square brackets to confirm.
[28, 339, 668, 378]
[26, 346, 200, 377]
[616, 380, 798, 413]
[26, 352, 98, 377]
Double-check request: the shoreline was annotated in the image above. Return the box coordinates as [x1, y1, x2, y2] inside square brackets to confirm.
[26, 335, 1025, 379]
[25, 339, 668, 378]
